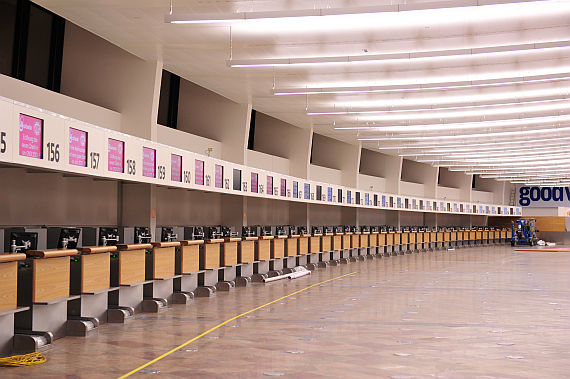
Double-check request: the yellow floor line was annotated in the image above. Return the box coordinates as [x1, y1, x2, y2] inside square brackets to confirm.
[117, 271, 358, 379]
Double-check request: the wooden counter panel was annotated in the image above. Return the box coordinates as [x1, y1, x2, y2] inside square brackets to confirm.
[321, 236, 331, 252]
[342, 235, 351, 249]
[450, 232, 457, 241]
[151, 241, 180, 248]
[437, 232, 444, 242]
[153, 246, 175, 279]
[476, 231, 482, 239]
[386, 234, 394, 245]
[0, 261, 18, 310]
[401, 233, 409, 244]
[273, 239, 285, 259]
[299, 237, 309, 255]
[369, 234, 378, 247]
[534, 216, 567, 232]
[409, 233, 416, 243]
[378, 234, 386, 246]
[203, 243, 221, 269]
[482, 231, 489, 239]
[28, 249, 78, 258]
[257, 239, 271, 261]
[360, 234, 369, 247]
[286, 238, 298, 256]
[222, 242, 238, 266]
[393, 233, 401, 245]
[33, 256, 70, 303]
[444, 232, 451, 242]
[351, 234, 360, 248]
[240, 240, 255, 263]
[181, 244, 199, 273]
[77, 246, 117, 254]
[81, 253, 110, 293]
[500, 231, 507, 239]
[116, 244, 152, 251]
[332, 235, 342, 250]
[310, 237, 321, 253]
[118, 250, 145, 285]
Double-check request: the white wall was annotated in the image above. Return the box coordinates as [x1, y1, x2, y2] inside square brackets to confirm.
[437, 186, 462, 201]
[311, 134, 360, 187]
[157, 124, 222, 159]
[246, 150, 290, 176]
[400, 181, 425, 197]
[309, 164, 342, 186]
[358, 174, 387, 193]
[471, 190, 494, 204]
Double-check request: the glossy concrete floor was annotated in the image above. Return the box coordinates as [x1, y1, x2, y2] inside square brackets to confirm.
[2, 245, 569, 379]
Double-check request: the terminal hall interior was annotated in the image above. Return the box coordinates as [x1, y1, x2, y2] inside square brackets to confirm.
[0, 0, 569, 378]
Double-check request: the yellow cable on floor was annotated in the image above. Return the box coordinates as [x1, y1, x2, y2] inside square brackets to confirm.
[0, 352, 46, 367]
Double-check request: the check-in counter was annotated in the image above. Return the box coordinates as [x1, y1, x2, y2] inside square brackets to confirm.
[309, 234, 322, 254]
[0, 253, 28, 357]
[378, 232, 387, 256]
[321, 233, 332, 253]
[239, 237, 257, 263]
[369, 232, 379, 255]
[331, 233, 343, 261]
[401, 232, 410, 253]
[286, 235, 299, 257]
[482, 230, 489, 245]
[272, 236, 286, 259]
[256, 236, 273, 261]
[146, 241, 180, 304]
[394, 232, 402, 254]
[111, 243, 152, 314]
[299, 235, 310, 255]
[450, 230, 457, 247]
[408, 232, 416, 252]
[475, 230, 482, 245]
[176, 239, 203, 295]
[416, 231, 424, 251]
[469, 230, 476, 246]
[16, 249, 80, 341]
[436, 231, 444, 249]
[386, 232, 395, 255]
[500, 229, 507, 244]
[342, 232, 352, 251]
[70, 246, 117, 326]
[444, 231, 451, 248]
[351, 233, 361, 255]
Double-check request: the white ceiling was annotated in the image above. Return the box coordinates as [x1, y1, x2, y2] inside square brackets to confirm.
[36, 0, 570, 185]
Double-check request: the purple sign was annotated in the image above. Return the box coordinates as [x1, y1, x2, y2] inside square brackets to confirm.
[69, 128, 87, 167]
[19, 114, 43, 159]
[142, 147, 156, 178]
[108, 138, 124, 173]
[281, 179, 286, 197]
[195, 159, 204, 185]
[171, 154, 182, 182]
[267, 176, 273, 195]
[251, 172, 258, 193]
[215, 164, 223, 188]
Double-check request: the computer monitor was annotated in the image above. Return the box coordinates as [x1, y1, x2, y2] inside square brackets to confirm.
[298, 226, 308, 235]
[287, 225, 297, 235]
[323, 226, 333, 234]
[334, 226, 343, 233]
[134, 227, 152, 244]
[161, 227, 178, 242]
[260, 226, 272, 236]
[10, 232, 38, 254]
[311, 226, 322, 234]
[99, 227, 119, 246]
[242, 226, 257, 237]
[360, 225, 370, 233]
[57, 228, 81, 249]
[192, 226, 205, 240]
[275, 226, 286, 236]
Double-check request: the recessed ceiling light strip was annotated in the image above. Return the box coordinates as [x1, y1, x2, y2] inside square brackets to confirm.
[229, 40, 570, 67]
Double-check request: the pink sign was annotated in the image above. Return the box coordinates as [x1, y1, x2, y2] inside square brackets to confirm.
[281, 179, 286, 197]
[215, 164, 223, 188]
[267, 176, 273, 195]
[195, 159, 204, 185]
[142, 147, 156, 178]
[19, 114, 43, 159]
[251, 172, 258, 193]
[108, 138, 124, 173]
[69, 128, 87, 167]
[171, 154, 182, 182]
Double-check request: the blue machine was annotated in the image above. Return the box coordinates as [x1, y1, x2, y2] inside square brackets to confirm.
[511, 219, 537, 246]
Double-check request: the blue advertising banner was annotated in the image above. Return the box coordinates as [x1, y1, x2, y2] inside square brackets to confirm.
[517, 185, 570, 207]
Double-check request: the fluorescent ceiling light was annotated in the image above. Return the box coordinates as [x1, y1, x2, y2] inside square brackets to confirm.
[271, 72, 570, 95]
[312, 97, 569, 116]
[166, 0, 548, 24]
[229, 40, 569, 67]
[358, 124, 570, 141]
[333, 114, 570, 133]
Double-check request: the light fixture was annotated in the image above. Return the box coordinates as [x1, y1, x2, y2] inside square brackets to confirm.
[271, 72, 570, 95]
[229, 40, 569, 68]
[165, 0, 552, 24]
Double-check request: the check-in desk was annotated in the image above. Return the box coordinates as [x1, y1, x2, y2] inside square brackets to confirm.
[330, 233, 343, 263]
[467, 230, 475, 246]
[386, 232, 395, 256]
[175, 239, 203, 297]
[351, 233, 361, 259]
[359, 232, 370, 257]
[253, 236, 274, 280]
[307, 234, 321, 265]
[482, 230, 489, 245]
[443, 231, 451, 249]
[401, 232, 410, 254]
[284, 235, 299, 268]
[270, 235, 287, 272]
[369, 232, 379, 256]
[0, 253, 28, 357]
[378, 232, 387, 256]
[416, 232, 424, 251]
[109, 243, 153, 316]
[69, 246, 117, 330]
[298, 234, 310, 266]
[236, 237, 257, 283]
[393, 232, 402, 255]
[15, 249, 80, 344]
[321, 233, 332, 257]
[341, 233, 352, 261]
[500, 229, 508, 244]
[435, 231, 443, 250]
[450, 230, 457, 247]
[141, 241, 181, 310]
[474, 230, 482, 245]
